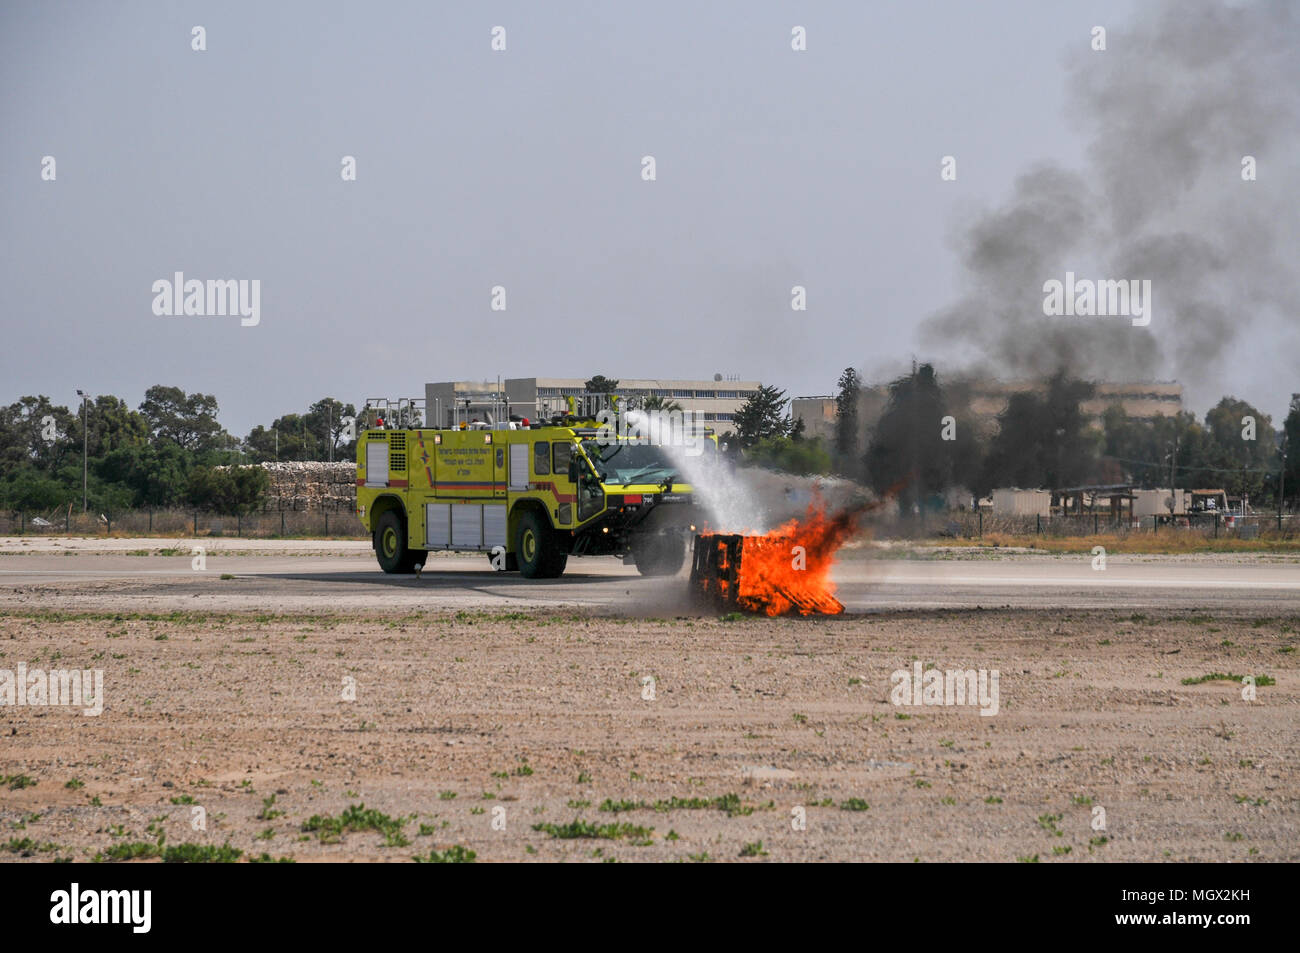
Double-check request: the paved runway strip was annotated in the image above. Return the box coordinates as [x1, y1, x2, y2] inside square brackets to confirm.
[1, 538, 1296, 613]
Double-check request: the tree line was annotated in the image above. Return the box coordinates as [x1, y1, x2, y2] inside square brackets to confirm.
[0, 386, 357, 514]
[6, 374, 1295, 516]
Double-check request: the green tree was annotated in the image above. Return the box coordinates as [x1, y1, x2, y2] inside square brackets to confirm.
[139, 385, 222, 451]
[867, 364, 979, 508]
[81, 395, 149, 457]
[0, 466, 71, 512]
[1200, 397, 1274, 506]
[1279, 394, 1298, 507]
[1103, 404, 1207, 491]
[0, 396, 77, 473]
[1149, 411, 1209, 492]
[184, 465, 268, 513]
[744, 436, 832, 476]
[733, 385, 792, 448]
[979, 371, 1100, 494]
[584, 375, 619, 394]
[833, 367, 862, 478]
[257, 413, 314, 461]
[1101, 405, 1162, 488]
[305, 398, 358, 461]
[95, 442, 192, 507]
[247, 400, 371, 462]
[641, 395, 683, 413]
[244, 425, 280, 463]
[87, 480, 136, 517]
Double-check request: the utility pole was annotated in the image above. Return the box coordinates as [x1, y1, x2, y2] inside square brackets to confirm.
[76, 389, 88, 511]
[909, 359, 919, 519]
[1281, 436, 1288, 530]
[1168, 434, 1179, 507]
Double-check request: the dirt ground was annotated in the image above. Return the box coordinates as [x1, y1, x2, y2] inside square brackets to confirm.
[1, 603, 1296, 863]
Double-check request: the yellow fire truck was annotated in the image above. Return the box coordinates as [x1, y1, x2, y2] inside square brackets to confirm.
[355, 395, 718, 579]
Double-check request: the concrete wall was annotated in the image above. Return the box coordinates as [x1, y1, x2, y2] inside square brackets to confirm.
[259, 462, 356, 512]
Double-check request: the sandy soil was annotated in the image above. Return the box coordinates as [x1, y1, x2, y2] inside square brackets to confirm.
[1, 605, 1296, 862]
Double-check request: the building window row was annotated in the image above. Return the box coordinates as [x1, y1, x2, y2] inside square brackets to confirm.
[487, 385, 756, 400]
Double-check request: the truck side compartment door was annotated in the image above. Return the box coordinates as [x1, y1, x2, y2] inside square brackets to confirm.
[509, 442, 528, 491]
[365, 436, 389, 487]
[551, 441, 575, 526]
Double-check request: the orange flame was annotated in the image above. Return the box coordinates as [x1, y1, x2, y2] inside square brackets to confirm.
[694, 497, 877, 617]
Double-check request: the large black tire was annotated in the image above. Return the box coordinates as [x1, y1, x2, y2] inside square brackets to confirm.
[633, 534, 687, 576]
[515, 509, 566, 579]
[374, 510, 422, 574]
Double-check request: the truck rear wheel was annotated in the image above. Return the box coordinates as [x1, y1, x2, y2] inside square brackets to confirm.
[516, 510, 566, 579]
[633, 534, 687, 576]
[375, 510, 422, 574]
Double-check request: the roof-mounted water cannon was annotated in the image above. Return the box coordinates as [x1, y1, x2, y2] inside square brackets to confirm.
[363, 397, 425, 430]
[554, 392, 625, 424]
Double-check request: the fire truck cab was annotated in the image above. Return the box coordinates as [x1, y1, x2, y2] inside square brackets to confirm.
[355, 395, 718, 579]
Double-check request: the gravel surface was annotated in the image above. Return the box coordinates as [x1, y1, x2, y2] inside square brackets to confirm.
[2, 605, 1295, 862]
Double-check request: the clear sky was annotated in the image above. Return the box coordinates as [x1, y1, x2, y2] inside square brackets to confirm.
[3, 0, 1294, 434]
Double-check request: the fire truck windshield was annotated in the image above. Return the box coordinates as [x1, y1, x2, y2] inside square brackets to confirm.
[581, 440, 686, 485]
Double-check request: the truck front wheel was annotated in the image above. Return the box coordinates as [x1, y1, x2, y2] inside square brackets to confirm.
[633, 534, 687, 576]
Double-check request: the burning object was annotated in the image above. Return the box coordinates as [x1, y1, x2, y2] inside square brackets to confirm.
[689, 501, 872, 617]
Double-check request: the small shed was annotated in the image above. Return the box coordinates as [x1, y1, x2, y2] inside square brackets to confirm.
[1131, 488, 1187, 517]
[1055, 484, 1137, 521]
[991, 488, 1052, 517]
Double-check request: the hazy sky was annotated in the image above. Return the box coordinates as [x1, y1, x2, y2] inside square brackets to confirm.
[3, 0, 1294, 435]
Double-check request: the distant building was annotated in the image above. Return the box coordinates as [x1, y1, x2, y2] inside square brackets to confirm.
[792, 388, 890, 444]
[425, 377, 761, 435]
[791, 396, 838, 443]
[959, 379, 1184, 426]
[794, 379, 1183, 444]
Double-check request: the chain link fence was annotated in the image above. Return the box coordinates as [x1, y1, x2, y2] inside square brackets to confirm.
[0, 508, 368, 538]
[889, 510, 1297, 540]
[1, 506, 1294, 543]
